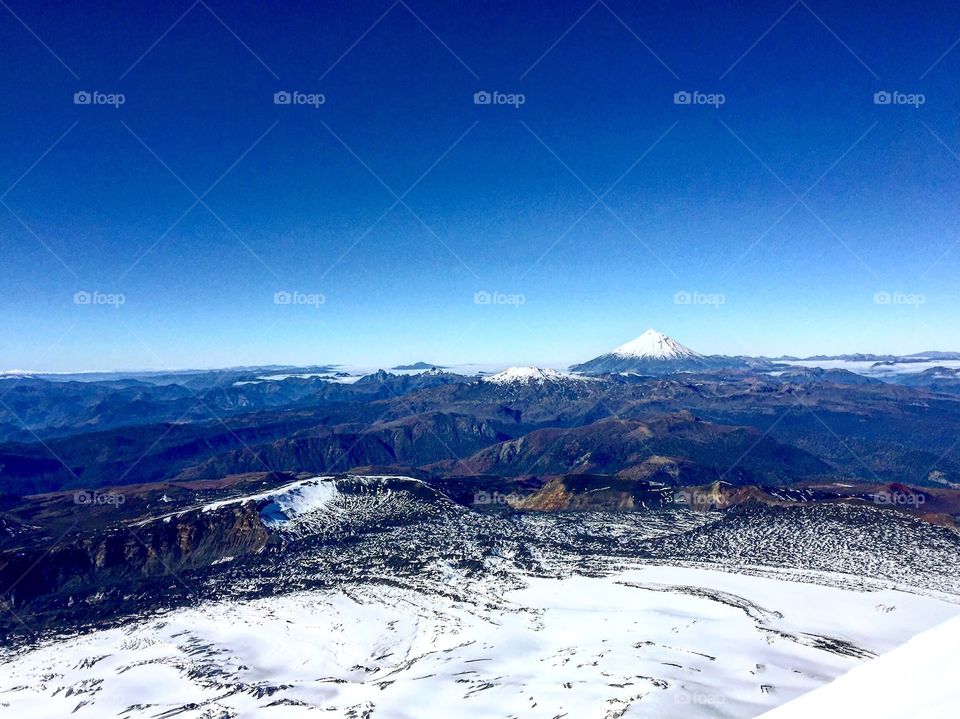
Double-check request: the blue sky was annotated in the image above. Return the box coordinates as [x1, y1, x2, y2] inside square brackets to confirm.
[1, 0, 959, 371]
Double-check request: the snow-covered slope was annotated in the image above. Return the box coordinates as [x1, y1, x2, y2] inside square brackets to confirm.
[201, 476, 337, 518]
[761, 612, 960, 718]
[483, 366, 589, 385]
[257, 479, 339, 527]
[612, 328, 703, 359]
[3, 565, 956, 719]
[571, 329, 743, 375]
[4, 475, 960, 718]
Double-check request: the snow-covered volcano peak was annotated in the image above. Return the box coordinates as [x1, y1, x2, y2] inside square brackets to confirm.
[611, 329, 701, 359]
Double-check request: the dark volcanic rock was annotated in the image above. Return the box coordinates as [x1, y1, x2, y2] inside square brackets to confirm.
[0, 501, 270, 613]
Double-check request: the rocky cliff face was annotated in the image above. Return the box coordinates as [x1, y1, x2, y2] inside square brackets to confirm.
[515, 477, 960, 528]
[514, 475, 674, 511]
[0, 500, 270, 613]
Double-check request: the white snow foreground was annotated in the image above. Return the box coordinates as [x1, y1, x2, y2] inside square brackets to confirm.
[2, 565, 958, 718]
[760, 612, 960, 718]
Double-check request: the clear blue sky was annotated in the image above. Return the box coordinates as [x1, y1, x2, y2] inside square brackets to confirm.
[2, 0, 959, 371]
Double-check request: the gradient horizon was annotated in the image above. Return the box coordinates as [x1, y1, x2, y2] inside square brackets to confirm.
[2, 0, 959, 372]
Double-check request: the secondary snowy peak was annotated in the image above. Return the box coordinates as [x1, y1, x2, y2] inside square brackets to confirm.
[0, 370, 36, 378]
[484, 367, 584, 385]
[611, 329, 701, 359]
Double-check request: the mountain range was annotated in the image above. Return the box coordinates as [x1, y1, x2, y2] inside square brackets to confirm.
[3, 328, 960, 716]
[6, 328, 960, 383]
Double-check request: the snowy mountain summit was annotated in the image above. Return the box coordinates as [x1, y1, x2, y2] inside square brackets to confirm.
[611, 329, 702, 360]
[571, 329, 744, 375]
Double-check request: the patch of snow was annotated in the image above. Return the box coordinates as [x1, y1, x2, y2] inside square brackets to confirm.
[200, 477, 337, 527]
[0, 370, 36, 379]
[483, 366, 590, 384]
[258, 479, 338, 527]
[761, 613, 960, 718]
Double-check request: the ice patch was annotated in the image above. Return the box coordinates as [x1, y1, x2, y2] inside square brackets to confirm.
[199, 477, 338, 526]
[258, 479, 338, 527]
